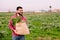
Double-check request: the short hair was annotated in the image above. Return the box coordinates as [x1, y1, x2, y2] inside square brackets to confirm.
[16, 6, 23, 10]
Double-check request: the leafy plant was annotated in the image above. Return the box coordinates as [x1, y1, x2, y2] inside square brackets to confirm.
[12, 16, 22, 26]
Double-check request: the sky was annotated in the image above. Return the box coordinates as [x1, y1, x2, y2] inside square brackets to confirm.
[0, 0, 60, 12]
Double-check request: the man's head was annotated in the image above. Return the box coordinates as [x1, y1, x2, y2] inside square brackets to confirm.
[16, 6, 23, 14]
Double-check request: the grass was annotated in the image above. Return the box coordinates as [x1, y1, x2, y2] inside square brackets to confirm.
[0, 12, 60, 40]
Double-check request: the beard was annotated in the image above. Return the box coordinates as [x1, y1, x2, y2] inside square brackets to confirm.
[18, 13, 23, 17]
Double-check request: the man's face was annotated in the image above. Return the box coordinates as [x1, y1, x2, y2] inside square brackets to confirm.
[17, 8, 23, 14]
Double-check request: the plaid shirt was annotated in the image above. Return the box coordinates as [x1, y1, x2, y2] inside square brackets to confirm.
[9, 14, 26, 36]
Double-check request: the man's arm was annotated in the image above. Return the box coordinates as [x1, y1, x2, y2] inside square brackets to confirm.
[25, 19, 28, 25]
[9, 18, 15, 31]
[23, 16, 28, 24]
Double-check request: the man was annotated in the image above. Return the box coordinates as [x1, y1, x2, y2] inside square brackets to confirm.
[9, 6, 26, 40]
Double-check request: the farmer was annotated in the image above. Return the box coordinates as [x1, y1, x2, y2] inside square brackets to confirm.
[9, 6, 27, 40]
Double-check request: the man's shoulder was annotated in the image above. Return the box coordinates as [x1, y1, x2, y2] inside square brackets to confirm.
[10, 15, 16, 19]
[23, 15, 26, 18]
[22, 16, 26, 20]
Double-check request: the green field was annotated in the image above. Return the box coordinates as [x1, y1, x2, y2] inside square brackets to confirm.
[0, 12, 60, 40]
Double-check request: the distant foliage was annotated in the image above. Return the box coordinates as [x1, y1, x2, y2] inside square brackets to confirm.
[0, 12, 60, 40]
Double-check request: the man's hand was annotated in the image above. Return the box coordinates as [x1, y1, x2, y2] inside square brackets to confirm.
[14, 30, 20, 35]
[14, 30, 17, 33]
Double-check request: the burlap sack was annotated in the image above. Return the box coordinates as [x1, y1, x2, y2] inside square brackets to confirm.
[15, 22, 30, 35]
